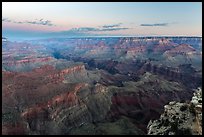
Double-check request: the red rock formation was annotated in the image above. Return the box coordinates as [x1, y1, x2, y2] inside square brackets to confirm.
[139, 62, 201, 88]
[2, 70, 16, 80]
[107, 89, 193, 133]
[4, 57, 53, 66]
[32, 65, 55, 74]
[126, 46, 146, 56]
[46, 65, 86, 83]
[21, 83, 87, 121]
[2, 122, 27, 135]
[164, 44, 196, 56]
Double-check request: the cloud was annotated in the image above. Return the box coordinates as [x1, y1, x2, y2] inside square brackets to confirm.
[102, 23, 122, 28]
[26, 19, 55, 26]
[13, 21, 23, 24]
[140, 23, 168, 27]
[100, 27, 128, 31]
[101, 23, 128, 31]
[70, 24, 129, 32]
[70, 27, 99, 32]
[71, 27, 129, 32]
[2, 17, 55, 26]
[2, 18, 12, 22]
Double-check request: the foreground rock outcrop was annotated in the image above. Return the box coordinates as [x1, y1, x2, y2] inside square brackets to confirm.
[147, 87, 202, 135]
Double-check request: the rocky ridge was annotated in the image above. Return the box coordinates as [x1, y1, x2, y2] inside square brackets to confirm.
[147, 87, 202, 135]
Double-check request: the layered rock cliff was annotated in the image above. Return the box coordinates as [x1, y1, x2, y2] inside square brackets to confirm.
[2, 37, 202, 135]
[140, 62, 202, 88]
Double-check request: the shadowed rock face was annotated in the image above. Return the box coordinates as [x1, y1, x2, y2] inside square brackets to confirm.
[2, 37, 202, 135]
[140, 63, 202, 88]
[105, 72, 194, 133]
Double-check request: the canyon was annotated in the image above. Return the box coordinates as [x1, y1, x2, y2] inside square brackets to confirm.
[2, 37, 202, 135]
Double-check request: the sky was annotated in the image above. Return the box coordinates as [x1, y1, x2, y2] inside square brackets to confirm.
[2, 2, 202, 40]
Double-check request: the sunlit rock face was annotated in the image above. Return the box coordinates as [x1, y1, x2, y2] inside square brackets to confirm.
[147, 88, 202, 135]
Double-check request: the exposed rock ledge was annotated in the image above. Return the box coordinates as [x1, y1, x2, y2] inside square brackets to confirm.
[147, 87, 202, 135]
